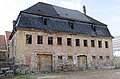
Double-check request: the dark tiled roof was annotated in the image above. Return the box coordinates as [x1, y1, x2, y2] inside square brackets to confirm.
[23, 2, 58, 17]
[85, 15, 107, 26]
[14, 2, 112, 37]
[53, 5, 90, 23]
[22, 2, 91, 23]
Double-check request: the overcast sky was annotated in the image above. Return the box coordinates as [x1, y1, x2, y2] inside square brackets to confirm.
[0, 0, 120, 37]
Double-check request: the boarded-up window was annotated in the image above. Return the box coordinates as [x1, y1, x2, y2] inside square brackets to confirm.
[92, 56, 96, 60]
[57, 37, 62, 45]
[48, 37, 53, 45]
[26, 35, 32, 44]
[84, 40, 88, 47]
[25, 53, 31, 66]
[37, 36, 43, 44]
[68, 56, 72, 60]
[98, 41, 102, 48]
[67, 38, 72, 46]
[76, 39, 80, 46]
[91, 40, 95, 47]
[58, 56, 62, 63]
[67, 56, 73, 64]
[105, 41, 108, 48]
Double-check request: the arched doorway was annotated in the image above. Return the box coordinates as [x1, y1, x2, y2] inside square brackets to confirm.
[77, 55, 87, 70]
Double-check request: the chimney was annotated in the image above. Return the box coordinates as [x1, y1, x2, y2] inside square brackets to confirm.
[83, 5, 86, 15]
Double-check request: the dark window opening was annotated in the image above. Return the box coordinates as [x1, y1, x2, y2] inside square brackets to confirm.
[84, 40, 88, 47]
[98, 41, 102, 48]
[69, 22, 74, 29]
[68, 56, 73, 60]
[91, 40, 95, 47]
[37, 36, 43, 44]
[92, 56, 96, 60]
[91, 25, 96, 31]
[57, 37, 62, 45]
[48, 37, 53, 45]
[43, 18, 47, 25]
[8, 54, 9, 58]
[58, 56, 62, 59]
[38, 10, 41, 12]
[76, 39, 80, 46]
[26, 35, 32, 44]
[99, 56, 103, 60]
[105, 41, 108, 48]
[106, 56, 109, 59]
[67, 38, 72, 46]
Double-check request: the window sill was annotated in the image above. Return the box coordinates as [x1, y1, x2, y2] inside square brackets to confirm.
[76, 46, 80, 47]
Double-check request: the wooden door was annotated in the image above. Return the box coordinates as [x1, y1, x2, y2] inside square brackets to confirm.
[37, 54, 52, 72]
[77, 55, 87, 68]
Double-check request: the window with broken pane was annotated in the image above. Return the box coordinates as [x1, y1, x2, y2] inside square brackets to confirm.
[67, 38, 72, 46]
[57, 37, 62, 45]
[26, 35, 32, 44]
[37, 36, 43, 44]
[48, 37, 53, 45]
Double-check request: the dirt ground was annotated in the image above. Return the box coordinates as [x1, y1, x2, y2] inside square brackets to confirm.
[7, 69, 120, 79]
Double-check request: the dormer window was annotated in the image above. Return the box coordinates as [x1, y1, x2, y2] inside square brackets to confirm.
[69, 22, 74, 29]
[43, 17, 47, 25]
[91, 25, 96, 31]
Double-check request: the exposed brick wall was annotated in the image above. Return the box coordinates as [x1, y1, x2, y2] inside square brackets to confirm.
[9, 29, 114, 71]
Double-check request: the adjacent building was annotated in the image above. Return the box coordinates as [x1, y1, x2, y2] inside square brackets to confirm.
[0, 35, 6, 61]
[113, 36, 120, 56]
[0, 31, 11, 68]
[9, 2, 113, 72]
[5, 31, 12, 60]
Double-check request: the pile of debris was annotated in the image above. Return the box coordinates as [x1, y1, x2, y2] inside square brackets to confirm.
[0, 62, 14, 77]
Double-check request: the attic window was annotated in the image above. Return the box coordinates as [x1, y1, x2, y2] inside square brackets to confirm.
[43, 17, 47, 25]
[65, 14, 68, 16]
[91, 25, 96, 31]
[38, 10, 41, 12]
[69, 22, 74, 29]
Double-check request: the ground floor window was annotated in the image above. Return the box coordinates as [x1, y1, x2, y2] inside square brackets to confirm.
[99, 56, 103, 60]
[92, 56, 96, 61]
[67, 56, 73, 64]
[58, 56, 63, 63]
[106, 56, 110, 60]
